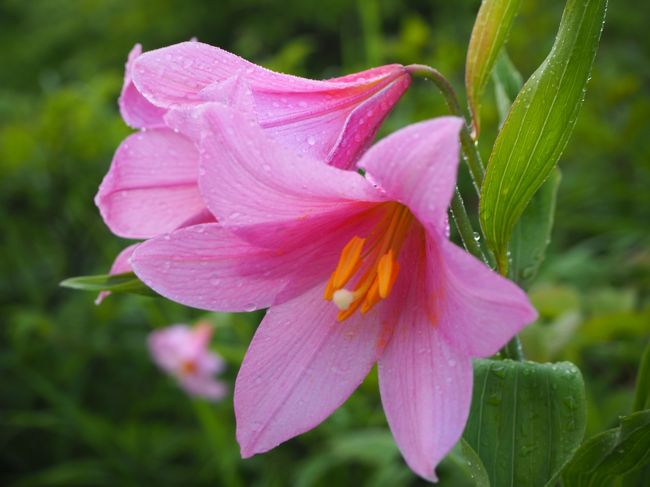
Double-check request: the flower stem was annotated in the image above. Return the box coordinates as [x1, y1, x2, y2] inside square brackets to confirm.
[633, 343, 650, 412]
[450, 189, 488, 265]
[501, 336, 525, 361]
[406, 64, 485, 192]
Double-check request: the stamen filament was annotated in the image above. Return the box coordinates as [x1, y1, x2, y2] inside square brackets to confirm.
[361, 279, 381, 314]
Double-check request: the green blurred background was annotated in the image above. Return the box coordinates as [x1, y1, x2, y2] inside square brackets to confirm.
[1, 0, 648, 485]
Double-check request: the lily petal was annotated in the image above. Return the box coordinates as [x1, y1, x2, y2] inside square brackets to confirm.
[130, 223, 363, 312]
[429, 238, 538, 358]
[378, 229, 473, 481]
[379, 329, 473, 482]
[95, 128, 203, 239]
[196, 103, 383, 244]
[164, 76, 255, 140]
[326, 77, 412, 168]
[119, 44, 167, 129]
[235, 284, 389, 457]
[358, 116, 464, 235]
[132, 41, 409, 166]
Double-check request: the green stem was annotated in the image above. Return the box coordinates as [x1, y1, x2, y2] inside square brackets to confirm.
[633, 343, 650, 412]
[450, 189, 488, 265]
[193, 400, 243, 487]
[502, 336, 525, 361]
[357, 0, 382, 66]
[406, 64, 485, 192]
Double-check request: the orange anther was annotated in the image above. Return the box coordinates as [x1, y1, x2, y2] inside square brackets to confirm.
[377, 250, 396, 298]
[332, 236, 365, 289]
[385, 261, 400, 297]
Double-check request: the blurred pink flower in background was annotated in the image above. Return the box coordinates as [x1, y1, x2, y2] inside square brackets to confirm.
[148, 322, 226, 401]
[131, 104, 537, 481]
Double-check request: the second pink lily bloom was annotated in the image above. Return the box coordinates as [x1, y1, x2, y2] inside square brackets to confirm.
[96, 42, 411, 240]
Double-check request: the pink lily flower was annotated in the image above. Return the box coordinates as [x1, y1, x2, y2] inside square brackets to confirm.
[96, 42, 411, 239]
[130, 105, 537, 481]
[148, 322, 227, 401]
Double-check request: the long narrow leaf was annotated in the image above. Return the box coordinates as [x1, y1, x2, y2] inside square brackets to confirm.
[465, 0, 522, 137]
[492, 50, 523, 125]
[60, 272, 157, 297]
[479, 0, 607, 272]
[562, 410, 650, 487]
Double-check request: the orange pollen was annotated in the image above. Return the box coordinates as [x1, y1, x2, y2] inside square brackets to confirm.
[324, 202, 413, 321]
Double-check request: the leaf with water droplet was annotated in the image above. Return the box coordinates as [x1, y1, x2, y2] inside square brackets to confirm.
[463, 359, 586, 487]
[442, 438, 491, 487]
[479, 0, 607, 272]
[561, 409, 650, 487]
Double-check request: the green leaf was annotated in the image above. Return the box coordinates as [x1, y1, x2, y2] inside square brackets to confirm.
[329, 429, 400, 465]
[294, 430, 407, 487]
[509, 169, 561, 288]
[633, 343, 650, 412]
[445, 438, 492, 487]
[562, 410, 650, 487]
[479, 0, 607, 273]
[493, 51, 561, 289]
[463, 359, 587, 487]
[60, 272, 157, 297]
[465, 0, 522, 136]
[492, 50, 524, 124]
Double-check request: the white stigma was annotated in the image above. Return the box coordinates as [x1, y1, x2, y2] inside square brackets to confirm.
[333, 289, 355, 310]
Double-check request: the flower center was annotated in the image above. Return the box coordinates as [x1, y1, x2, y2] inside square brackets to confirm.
[324, 202, 414, 321]
[180, 360, 197, 376]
